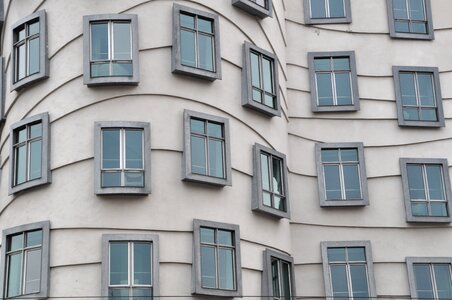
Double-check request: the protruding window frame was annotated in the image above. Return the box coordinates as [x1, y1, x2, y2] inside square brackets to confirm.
[232, 0, 273, 18]
[304, 0, 352, 24]
[262, 249, 296, 299]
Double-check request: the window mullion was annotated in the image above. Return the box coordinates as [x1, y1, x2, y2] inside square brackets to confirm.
[204, 124, 210, 177]
[214, 230, 220, 289]
[413, 72, 422, 118]
[422, 164, 432, 215]
[269, 154, 275, 207]
[346, 263, 354, 299]
[325, 0, 330, 18]
[130, 242, 134, 289]
[194, 17, 199, 68]
[21, 249, 26, 294]
[339, 162, 347, 200]
[109, 22, 113, 75]
[430, 264, 439, 300]
[121, 129, 125, 186]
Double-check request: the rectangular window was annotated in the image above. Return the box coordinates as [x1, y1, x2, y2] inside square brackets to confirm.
[316, 143, 368, 207]
[193, 219, 242, 297]
[172, 4, 221, 81]
[304, 0, 352, 24]
[393, 67, 443, 127]
[232, 0, 273, 18]
[263, 249, 296, 300]
[308, 51, 359, 112]
[387, 0, 434, 39]
[400, 158, 452, 222]
[321, 241, 376, 300]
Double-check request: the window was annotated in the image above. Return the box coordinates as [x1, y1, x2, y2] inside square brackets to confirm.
[386, 0, 434, 40]
[183, 110, 231, 186]
[242, 42, 280, 117]
[316, 143, 368, 207]
[308, 51, 359, 112]
[304, 0, 352, 24]
[407, 257, 452, 300]
[400, 158, 452, 223]
[83, 14, 139, 86]
[0, 57, 5, 121]
[9, 113, 51, 195]
[321, 241, 377, 300]
[11, 10, 48, 91]
[172, 4, 222, 81]
[192, 219, 242, 297]
[94, 122, 150, 195]
[393, 66, 444, 127]
[101, 234, 159, 300]
[232, 0, 273, 18]
[0, 221, 50, 300]
[262, 249, 296, 299]
[252, 143, 289, 218]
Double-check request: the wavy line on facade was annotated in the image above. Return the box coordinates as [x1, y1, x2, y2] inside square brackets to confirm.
[289, 221, 452, 229]
[271, 1, 288, 46]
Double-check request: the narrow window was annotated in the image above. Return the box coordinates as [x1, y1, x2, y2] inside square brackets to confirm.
[304, 0, 352, 24]
[387, 0, 434, 39]
[232, 0, 273, 18]
[263, 249, 296, 299]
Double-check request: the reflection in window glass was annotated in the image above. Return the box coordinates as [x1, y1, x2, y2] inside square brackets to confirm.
[392, 0, 428, 34]
[249, 50, 276, 109]
[14, 19, 41, 82]
[310, 0, 345, 19]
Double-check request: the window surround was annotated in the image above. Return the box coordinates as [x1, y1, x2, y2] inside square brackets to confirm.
[252, 143, 290, 219]
[0, 220, 50, 300]
[11, 10, 49, 91]
[9, 112, 51, 195]
[94, 121, 151, 195]
[0, 57, 5, 121]
[101, 234, 160, 299]
[172, 4, 222, 81]
[242, 42, 281, 117]
[232, 0, 273, 18]
[83, 14, 139, 87]
[315, 142, 369, 207]
[399, 158, 452, 223]
[192, 219, 242, 297]
[183, 110, 232, 186]
[386, 0, 434, 40]
[393, 66, 444, 127]
[321, 240, 377, 300]
[308, 51, 359, 112]
[262, 249, 296, 299]
[304, 0, 352, 24]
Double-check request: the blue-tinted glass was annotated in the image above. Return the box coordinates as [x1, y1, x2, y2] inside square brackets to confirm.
[414, 264, 434, 299]
[426, 165, 444, 200]
[254, 0, 268, 8]
[29, 21, 40, 35]
[272, 260, 280, 297]
[350, 265, 369, 299]
[341, 149, 358, 162]
[125, 130, 143, 169]
[200, 228, 215, 244]
[208, 139, 224, 178]
[407, 165, 426, 200]
[420, 108, 437, 121]
[180, 14, 195, 29]
[109, 288, 129, 300]
[24, 249, 41, 294]
[29, 140, 42, 180]
[272, 157, 283, 195]
[314, 58, 331, 71]
[434, 264, 452, 299]
[181, 30, 196, 68]
[417, 73, 435, 106]
[409, 0, 425, 20]
[7, 254, 22, 298]
[261, 154, 270, 191]
[431, 202, 448, 217]
[91, 23, 109, 60]
[253, 88, 263, 103]
[191, 136, 206, 175]
[201, 246, 216, 288]
[281, 262, 291, 300]
[333, 58, 350, 71]
[16, 145, 27, 185]
[198, 34, 214, 71]
[134, 243, 151, 285]
[132, 288, 152, 300]
[218, 230, 233, 246]
[411, 21, 427, 33]
[322, 149, 339, 162]
[262, 57, 273, 94]
[124, 172, 144, 187]
[18, 28, 26, 41]
[274, 195, 285, 211]
[9, 234, 23, 251]
[26, 230, 42, 247]
[17, 128, 27, 143]
[111, 63, 133, 76]
[198, 18, 213, 33]
[251, 52, 260, 89]
[403, 107, 419, 120]
[335, 73, 352, 105]
[329, 0, 345, 18]
[328, 248, 346, 262]
[263, 192, 272, 206]
[110, 243, 129, 285]
[344, 165, 361, 199]
[395, 20, 410, 33]
[30, 123, 42, 139]
[91, 63, 110, 77]
[102, 130, 120, 169]
[219, 248, 234, 290]
[324, 165, 341, 200]
[412, 202, 428, 216]
[393, 0, 408, 19]
[310, 0, 326, 18]
[102, 172, 121, 187]
[348, 247, 366, 261]
[207, 122, 223, 138]
[113, 22, 131, 60]
[331, 265, 349, 299]
[316, 73, 334, 106]
[264, 94, 274, 108]
[29, 37, 40, 75]
[18, 44, 26, 80]
[400, 73, 416, 105]
[191, 119, 205, 134]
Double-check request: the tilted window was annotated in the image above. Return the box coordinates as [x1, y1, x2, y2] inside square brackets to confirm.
[172, 4, 221, 81]
[304, 0, 352, 24]
[308, 51, 359, 112]
[262, 249, 296, 299]
[232, 0, 273, 18]
[387, 0, 434, 40]
[400, 158, 452, 223]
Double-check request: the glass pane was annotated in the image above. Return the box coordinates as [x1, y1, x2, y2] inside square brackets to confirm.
[274, 195, 285, 211]
[208, 139, 224, 178]
[255, 0, 267, 8]
[411, 21, 427, 34]
[409, 0, 426, 20]
[30, 123, 42, 139]
[29, 21, 40, 35]
[102, 172, 121, 187]
[91, 63, 110, 77]
[198, 34, 214, 71]
[109, 288, 129, 300]
[253, 88, 263, 103]
[24, 249, 42, 294]
[412, 202, 428, 216]
[393, 0, 408, 19]
[426, 165, 444, 200]
[403, 107, 419, 121]
[29, 38, 40, 75]
[110, 243, 129, 285]
[350, 265, 369, 299]
[29, 140, 42, 180]
[262, 57, 273, 94]
[272, 157, 283, 195]
[198, 18, 213, 33]
[16, 145, 27, 185]
[261, 153, 270, 191]
[329, 0, 346, 18]
[250, 52, 260, 89]
[324, 165, 342, 200]
[102, 130, 120, 169]
[343, 165, 361, 199]
[191, 136, 206, 175]
[134, 243, 151, 285]
[207, 122, 223, 138]
[124, 172, 144, 187]
[111, 62, 133, 76]
[413, 264, 435, 300]
[316, 73, 334, 106]
[330, 265, 349, 299]
[263, 192, 272, 206]
[335, 73, 352, 105]
[341, 149, 358, 162]
[314, 58, 331, 71]
[333, 58, 350, 71]
[431, 202, 448, 217]
[310, 0, 326, 18]
[264, 94, 275, 108]
[322, 149, 339, 162]
[191, 119, 205, 134]
[328, 248, 346, 262]
[348, 247, 366, 261]
[395, 20, 410, 33]
[9, 234, 23, 251]
[420, 108, 437, 121]
[400, 73, 416, 105]
[7, 254, 22, 298]
[201, 246, 216, 288]
[17, 128, 27, 143]
[181, 30, 196, 68]
[18, 44, 26, 80]
[180, 14, 195, 29]
[218, 248, 234, 290]
[272, 260, 280, 297]
[91, 23, 109, 60]
[407, 164, 426, 200]
[113, 23, 131, 60]
[433, 264, 452, 299]
[281, 262, 292, 300]
[218, 230, 233, 246]
[417, 73, 435, 106]
[18, 28, 26, 41]
[125, 130, 143, 169]
[200, 228, 215, 244]
[26, 230, 42, 247]
[132, 288, 152, 300]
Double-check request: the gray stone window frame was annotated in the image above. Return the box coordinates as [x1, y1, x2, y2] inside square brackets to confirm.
[9, 112, 51, 195]
[101, 234, 160, 299]
[183, 110, 232, 186]
[308, 51, 360, 112]
[242, 42, 281, 117]
[399, 158, 452, 223]
[386, 0, 434, 40]
[83, 14, 140, 87]
[393, 66, 444, 128]
[0, 220, 50, 300]
[304, 0, 352, 24]
[11, 10, 49, 92]
[406, 257, 452, 300]
[0, 57, 5, 121]
[192, 219, 242, 297]
[315, 142, 369, 207]
[262, 249, 296, 299]
[232, 0, 273, 18]
[321, 240, 377, 300]
[252, 143, 290, 219]
[94, 121, 151, 195]
[172, 4, 222, 81]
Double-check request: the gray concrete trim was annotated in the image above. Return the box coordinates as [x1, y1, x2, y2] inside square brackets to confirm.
[232, 0, 273, 18]
[83, 14, 140, 86]
[308, 51, 360, 113]
[0, 220, 50, 299]
[101, 234, 159, 298]
[303, 0, 352, 24]
[406, 257, 452, 300]
[11, 10, 49, 91]
[262, 249, 296, 299]
[242, 42, 281, 117]
[94, 121, 151, 195]
[399, 158, 452, 223]
[315, 142, 369, 207]
[182, 110, 232, 186]
[0, 57, 5, 121]
[386, 0, 434, 40]
[9, 112, 51, 195]
[252, 143, 290, 219]
[172, 4, 222, 81]
[393, 66, 444, 127]
[321, 240, 376, 300]
[192, 219, 242, 297]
